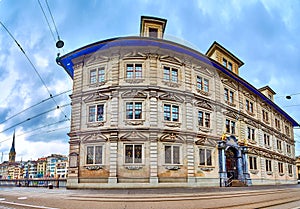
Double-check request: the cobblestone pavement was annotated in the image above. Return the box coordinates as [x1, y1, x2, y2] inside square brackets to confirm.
[0, 184, 300, 209]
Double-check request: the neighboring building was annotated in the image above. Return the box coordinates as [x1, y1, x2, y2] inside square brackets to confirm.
[23, 160, 37, 179]
[37, 157, 47, 178]
[57, 16, 299, 189]
[55, 160, 68, 178]
[46, 154, 68, 178]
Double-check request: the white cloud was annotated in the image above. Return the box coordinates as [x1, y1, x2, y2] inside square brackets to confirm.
[34, 53, 49, 69]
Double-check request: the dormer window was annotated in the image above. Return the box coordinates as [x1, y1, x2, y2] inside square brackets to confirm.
[149, 28, 158, 38]
[222, 58, 227, 67]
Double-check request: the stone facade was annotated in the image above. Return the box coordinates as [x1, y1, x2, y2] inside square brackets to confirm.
[58, 16, 298, 189]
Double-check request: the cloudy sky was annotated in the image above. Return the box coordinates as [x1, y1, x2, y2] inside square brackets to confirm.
[0, 0, 300, 161]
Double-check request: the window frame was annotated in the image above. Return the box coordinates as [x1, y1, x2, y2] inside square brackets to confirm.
[125, 101, 143, 120]
[224, 88, 235, 105]
[278, 162, 284, 174]
[125, 63, 143, 79]
[89, 66, 106, 84]
[266, 159, 272, 172]
[163, 65, 179, 83]
[124, 144, 144, 164]
[199, 147, 213, 167]
[225, 119, 236, 135]
[163, 103, 179, 122]
[249, 156, 257, 170]
[164, 144, 181, 165]
[247, 127, 255, 141]
[264, 133, 271, 148]
[197, 76, 209, 93]
[88, 103, 105, 123]
[198, 110, 211, 128]
[85, 144, 104, 165]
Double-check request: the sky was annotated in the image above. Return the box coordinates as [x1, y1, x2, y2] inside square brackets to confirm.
[0, 0, 300, 161]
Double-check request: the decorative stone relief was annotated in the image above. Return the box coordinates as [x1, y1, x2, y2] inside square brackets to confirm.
[125, 166, 142, 170]
[120, 131, 147, 141]
[165, 166, 180, 170]
[81, 133, 108, 143]
[159, 92, 184, 103]
[85, 165, 102, 170]
[87, 122, 105, 127]
[84, 92, 109, 102]
[124, 120, 144, 126]
[195, 100, 213, 110]
[125, 78, 145, 84]
[160, 55, 182, 65]
[164, 121, 181, 128]
[160, 133, 184, 142]
[162, 81, 180, 88]
[121, 90, 147, 98]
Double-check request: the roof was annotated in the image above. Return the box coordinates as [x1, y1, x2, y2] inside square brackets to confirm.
[57, 37, 299, 127]
[259, 85, 276, 95]
[206, 41, 244, 67]
[140, 16, 167, 36]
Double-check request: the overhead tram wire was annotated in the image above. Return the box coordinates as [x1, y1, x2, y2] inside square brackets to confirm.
[0, 119, 69, 144]
[0, 89, 71, 124]
[0, 103, 71, 134]
[45, 0, 64, 48]
[0, 21, 70, 121]
[37, 0, 57, 44]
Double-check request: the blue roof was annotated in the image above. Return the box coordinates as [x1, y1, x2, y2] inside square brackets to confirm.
[57, 37, 299, 127]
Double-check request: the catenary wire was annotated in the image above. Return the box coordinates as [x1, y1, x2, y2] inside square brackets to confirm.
[45, 0, 61, 41]
[0, 89, 71, 124]
[0, 20, 70, 121]
[0, 103, 70, 134]
[37, 0, 56, 44]
[0, 119, 69, 144]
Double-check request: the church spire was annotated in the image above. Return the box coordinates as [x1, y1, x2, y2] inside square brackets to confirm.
[9, 131, 16, 163]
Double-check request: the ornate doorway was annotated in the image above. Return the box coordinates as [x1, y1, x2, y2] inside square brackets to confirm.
[225, 147, 238, 180]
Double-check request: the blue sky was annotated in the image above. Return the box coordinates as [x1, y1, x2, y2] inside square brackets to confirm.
[0, 0, 300, 161]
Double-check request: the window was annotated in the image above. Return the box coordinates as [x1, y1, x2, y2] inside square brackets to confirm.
[164, 104, 179, 122]
[125, 144, 142, 164]
[288, 164, 293, 175]
[228, 62, 232, 71]
[197, 76, 209, 92]
[285, 125, 290, 136]
[246, 99, 253, 113]
[262, 110, 269, 122]
[287, 144, 291, 154]
[266, 159, 272, 172]
[277, 140, 282, 151]
[164, 145, 180, 164]
[247, 127, 255, 141]
[163, 66, 178, 83]
[86, 145, 103, 165]
[278, 162, 284, 173]
[275, 118, 281, 129]
[224, 88, 234, 104]
[198, 111, 210, 128]
[88, 104, 104, 122]
[90, 67, 105, 84]
[222, 58, 227, 67]
[264, 134, 270, 147]
[199, 148, 212, 166]
[249, 156, 257, 170]
[149, 28, 158, 38]
[126, 102, 142, 120]
[226, 119, 236, 134]
[126, 64, 142, 79]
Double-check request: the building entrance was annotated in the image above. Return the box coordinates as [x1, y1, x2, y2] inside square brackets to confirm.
[225, 147, 238, 180]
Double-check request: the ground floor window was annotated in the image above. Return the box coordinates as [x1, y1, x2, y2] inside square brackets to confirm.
[164, 145, 180, 164]
[249, 156, 257, 170]
[266, 159, 272, 172]
[125, 144, 142, 164]
[278, 162, 284, 173]
[288, 164, 293, 175]
[199, 148, 212, 166]
[86, 145, 103, 165]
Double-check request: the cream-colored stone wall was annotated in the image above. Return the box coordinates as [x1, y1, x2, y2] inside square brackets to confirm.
[66, 44, 296, 188]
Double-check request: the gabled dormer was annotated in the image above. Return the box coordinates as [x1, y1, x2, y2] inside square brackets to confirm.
[140, 16, 167, 39]
[259, 85, 276, 101]
[206, 41, 244, 75]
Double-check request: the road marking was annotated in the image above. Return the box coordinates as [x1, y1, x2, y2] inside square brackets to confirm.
[18, 197, 28, 200]
[0, 200, 59, 209]
[0, 198, 5, 201]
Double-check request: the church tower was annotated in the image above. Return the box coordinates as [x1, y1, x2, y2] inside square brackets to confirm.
[9, 131, 16, 163]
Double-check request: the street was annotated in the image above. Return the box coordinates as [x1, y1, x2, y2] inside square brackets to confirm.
[1, 185, 300, 209]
